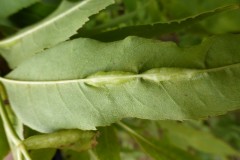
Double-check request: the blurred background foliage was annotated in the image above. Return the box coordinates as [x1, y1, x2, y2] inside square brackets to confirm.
[0, 0, 240, 160]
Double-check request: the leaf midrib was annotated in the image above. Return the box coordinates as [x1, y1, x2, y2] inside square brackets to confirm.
[1, 63, 239, 85]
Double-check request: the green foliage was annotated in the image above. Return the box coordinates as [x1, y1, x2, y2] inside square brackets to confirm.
[29, 149, 56, 160]
[93, 126, 121, 160]
[118, 122, 199, 160]
[78, 4, 240, 42]
[0, 0, 114, 68]
[0, 118, 9, 160]
[160, 0, 240, 34]
[1, 34, 240, 133]
[0, 0, 38, 19]
[158, 121, 240, 157]
[0, 0, 240, 160]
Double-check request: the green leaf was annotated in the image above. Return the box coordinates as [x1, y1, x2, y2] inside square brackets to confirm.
[0, 0, 114, 68]
[160, 0, 240, 34]
[122, 0, 137, 11]
[209, 113, 240, 149]
[0, 0, 39, 19]
[93, 126, 120, 160]
[1, 34, 240, 132]
[78, 4, 240, 42]
[0, 118, 9, 160]
[23, 129, 97, 151]
[9, 0, 61, 28]
[118, 122, 198, 160]
[62, 150, 90, 160]
[30, 149, 56, 160]
[158, 121, 240, 157]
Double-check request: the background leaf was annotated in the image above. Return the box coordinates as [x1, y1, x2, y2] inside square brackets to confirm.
[93, 126, 121, 160]
[9, 0, 61, 28]
[0, 118, 9, 160]
[118, 122, 199, 160]
[77, 4, 240, 42]
[209, 113, 240, 151]
[0, 0, 114, 68]
[62, 150, 90, 160]
[0, 0, 38, 19]
[30, 149, 56, 160]
[158, 121, 240, 157]
[160, 0, 240, 34]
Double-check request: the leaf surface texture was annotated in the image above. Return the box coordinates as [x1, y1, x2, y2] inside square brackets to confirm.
[1, 35, 240, 132]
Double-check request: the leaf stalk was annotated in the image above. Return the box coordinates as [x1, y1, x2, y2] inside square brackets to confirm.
[0, 82, 31, 160]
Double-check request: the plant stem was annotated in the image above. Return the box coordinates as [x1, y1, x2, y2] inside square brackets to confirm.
[117, 121, 155, 147]
[0, 82, 31, 160]
[17, 149, 23, 160]
[88, 150, 99, 160]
